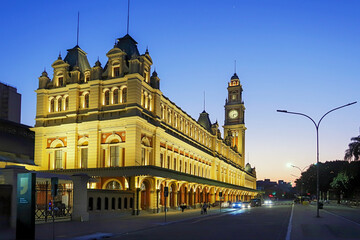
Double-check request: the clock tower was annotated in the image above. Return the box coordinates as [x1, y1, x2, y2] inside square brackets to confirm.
[223, 73, 246, 166]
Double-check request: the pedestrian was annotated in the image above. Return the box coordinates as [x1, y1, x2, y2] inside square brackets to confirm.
[201, 203, 204, 214]
[203, 202, 207, 214]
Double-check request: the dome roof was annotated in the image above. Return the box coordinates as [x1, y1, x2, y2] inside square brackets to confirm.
[116, 34, 140, 60]
[231, 73, 239, 80]
[64, 45, 91, 72]
[197, 110, 212, 131]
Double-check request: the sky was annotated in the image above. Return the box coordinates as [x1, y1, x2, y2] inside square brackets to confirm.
[1, 0, 359, 183]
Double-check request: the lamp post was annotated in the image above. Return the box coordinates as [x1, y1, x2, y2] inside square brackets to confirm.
[288, 164, 312, 196]
[277, 101, 356, 217]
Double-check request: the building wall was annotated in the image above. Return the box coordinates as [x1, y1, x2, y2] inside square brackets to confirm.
[0, 82, 21, 123]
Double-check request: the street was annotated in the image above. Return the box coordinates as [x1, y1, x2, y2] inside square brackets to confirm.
[112, 203, 360, 240]
[114, 204, 291, 240]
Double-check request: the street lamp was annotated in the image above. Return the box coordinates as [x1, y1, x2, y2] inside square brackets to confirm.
[277, 101, 357, 217]
[288, 164, 312, 195]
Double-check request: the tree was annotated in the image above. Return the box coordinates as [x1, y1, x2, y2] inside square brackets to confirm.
[344, 136, 360, 161]
[330, 171, 351, 203]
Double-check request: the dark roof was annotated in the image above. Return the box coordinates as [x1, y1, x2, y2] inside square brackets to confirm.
[116, 34, 140, 59]
[231, 73, 239, 80]
[64, 45, 91, 72]
[197, 110, 212, 131]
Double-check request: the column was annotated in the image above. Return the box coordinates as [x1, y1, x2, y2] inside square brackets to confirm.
[71, 174, 90, 221]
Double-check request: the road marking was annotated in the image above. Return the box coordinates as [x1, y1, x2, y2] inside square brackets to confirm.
[285, 203, 294, 240]
[324, 209, 360, 227]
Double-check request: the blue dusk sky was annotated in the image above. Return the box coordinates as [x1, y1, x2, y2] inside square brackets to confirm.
[1, 0, 359, 183]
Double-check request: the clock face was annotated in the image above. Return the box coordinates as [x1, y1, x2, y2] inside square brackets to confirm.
[229, 110, 238, 119]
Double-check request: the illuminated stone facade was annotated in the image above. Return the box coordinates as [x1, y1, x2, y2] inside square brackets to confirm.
[32, 34, 258, 213]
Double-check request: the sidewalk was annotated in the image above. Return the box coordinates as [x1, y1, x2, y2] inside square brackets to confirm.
[1, 206, 234, 240]
[290, 204, 360, 240]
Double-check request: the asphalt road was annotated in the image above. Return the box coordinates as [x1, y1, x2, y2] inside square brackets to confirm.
[114, 205, 292, 240]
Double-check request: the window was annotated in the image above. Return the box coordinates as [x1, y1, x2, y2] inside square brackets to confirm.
[84, 94, 89, 108]
[58, 77, 64, 87]
[185, 162, 187, 173]
[57, 98, 62, 112]
[179, 160, 182, 172]
[113, 89, 119, 104]
[173, 158, 176, 170]
[50, 99, 55, 112]
[81, 148, 88, 168]
[55, 150, 62, 169]
[106, 180, 121, 190]
[141, 148, 146, 165]
[122, 88, 127, 103]
[160, 153, 164, 167]
[110, 146, 119, 167]
[113, 67, 120, 77]
[88, 197, 93, 211]
[104, 91, 110, 105]
[65, 96, 69, 110]
[190, 163, 192, 174]
[167, 156, 170, 169]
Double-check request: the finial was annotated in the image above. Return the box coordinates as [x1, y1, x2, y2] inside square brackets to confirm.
[145, 45, 149, 54]
[234, 60, 236, 74]
[58, 52, 62, 60]
[77, 11, 80, 46]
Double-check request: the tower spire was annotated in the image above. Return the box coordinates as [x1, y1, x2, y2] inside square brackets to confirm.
[77, 12, 80, 46]
[234, 60, 236, 73]
[203, 91, 206, 111]
[127, 0, 130, 35]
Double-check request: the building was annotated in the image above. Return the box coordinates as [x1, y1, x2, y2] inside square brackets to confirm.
[0, 82, 21, 123]
[31, 33, 258, 214]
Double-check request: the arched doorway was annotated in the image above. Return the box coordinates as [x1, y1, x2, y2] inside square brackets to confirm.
[170, 183, 177, 208]
[140, 180, 150, 210]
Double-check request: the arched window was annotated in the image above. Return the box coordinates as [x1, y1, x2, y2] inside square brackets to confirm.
[88, 197, 93, 211]
[84, 94, 89, 108]
[58, 77, 64, 87]
[104, 90, 110, 105]
[57, 98, 62, 112]
[121, 87, 127, 103]
[113, 89, 119, 104]
[105, 180, 122, 190]
[50, 98, 55, 112]
[65, 96, 69, 110]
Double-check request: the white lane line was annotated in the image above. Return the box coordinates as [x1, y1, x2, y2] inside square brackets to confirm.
[285, 203, 294, 240]
[324, 209, 360, 227]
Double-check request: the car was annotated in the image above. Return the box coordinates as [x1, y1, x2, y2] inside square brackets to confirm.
[250, 198, 262, 207]
[264, 199, 273, 205]
[221, 201, 230, 208]
[231, 201, 243, 208]
[242, 201, 251, 208]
